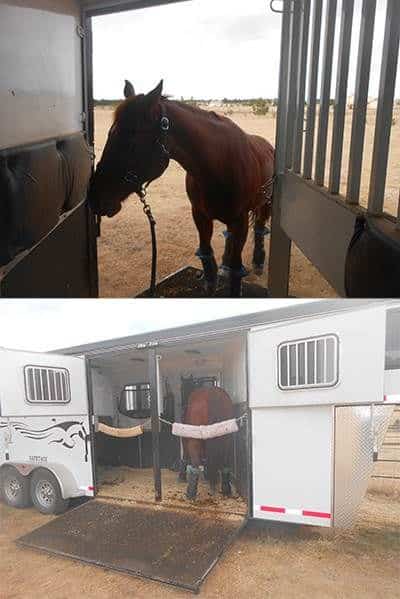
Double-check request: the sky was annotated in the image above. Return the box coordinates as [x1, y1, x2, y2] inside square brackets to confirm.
[92, 0, 399, 101]
[0, 299, 314, 352]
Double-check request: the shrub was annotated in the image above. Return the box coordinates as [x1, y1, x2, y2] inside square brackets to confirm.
[252, 99, 270, 115]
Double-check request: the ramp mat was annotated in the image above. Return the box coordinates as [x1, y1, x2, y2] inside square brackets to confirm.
[18, 499, 245, 593]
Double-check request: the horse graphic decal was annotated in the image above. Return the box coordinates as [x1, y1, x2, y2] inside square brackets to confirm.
[0, 421, 89, 462]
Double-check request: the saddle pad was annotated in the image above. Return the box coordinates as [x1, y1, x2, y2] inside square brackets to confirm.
[172, 418, 239, 440]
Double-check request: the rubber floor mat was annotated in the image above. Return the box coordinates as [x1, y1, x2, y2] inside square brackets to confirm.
[18, 499, 246, 593]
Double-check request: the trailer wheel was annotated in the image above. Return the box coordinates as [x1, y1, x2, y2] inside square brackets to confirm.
[0, 466, 32, 508]
[30, 469, 69, 515]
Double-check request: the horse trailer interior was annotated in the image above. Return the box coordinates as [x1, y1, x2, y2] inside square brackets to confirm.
[1, 0, 399, 298]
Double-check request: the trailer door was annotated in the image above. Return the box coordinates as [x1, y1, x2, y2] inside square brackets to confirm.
[0, 348, 94, 498]
[247, 305, 386, 526]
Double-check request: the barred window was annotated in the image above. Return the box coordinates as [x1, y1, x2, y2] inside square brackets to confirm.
[278, 335, 339, 390]
[25, 366, 70, 404]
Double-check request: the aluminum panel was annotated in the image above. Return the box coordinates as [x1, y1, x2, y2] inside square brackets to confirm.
[0, 0, 83, 149]
[373, 404, 395, 452]
[334, 404, 394, 527]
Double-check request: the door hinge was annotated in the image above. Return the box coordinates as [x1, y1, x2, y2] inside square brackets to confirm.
[77, 25, 85, 38]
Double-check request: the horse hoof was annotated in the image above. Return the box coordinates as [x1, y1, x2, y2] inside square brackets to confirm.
[203, 280, 217, 296]
[218, 265, 230, 279]
[252, 263, 264, 276]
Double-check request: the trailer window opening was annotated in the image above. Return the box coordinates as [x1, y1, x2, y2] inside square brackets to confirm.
[120, 383, 151, 417]
[24, 366, 70, 404]
[278, 335, 338, 390]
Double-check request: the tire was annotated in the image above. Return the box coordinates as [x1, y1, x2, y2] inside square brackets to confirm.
[0, 466, 32, 509]
[30, 469, 69, 515]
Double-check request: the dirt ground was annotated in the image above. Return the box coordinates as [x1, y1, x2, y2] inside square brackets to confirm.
[1, 490, 399, 599]
[94, 104, 400, 298]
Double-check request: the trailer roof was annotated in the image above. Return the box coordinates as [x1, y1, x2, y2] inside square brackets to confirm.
[81, 0, 189, 17]
[57, 299, 396, 357]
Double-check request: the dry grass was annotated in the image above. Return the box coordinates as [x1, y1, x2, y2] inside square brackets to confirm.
[1, 489, 399, 599]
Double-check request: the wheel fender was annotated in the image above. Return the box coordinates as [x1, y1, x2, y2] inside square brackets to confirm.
[4, 463, 80, 499]
[33, 463, 82, 499]
[1, 463, 35, 477]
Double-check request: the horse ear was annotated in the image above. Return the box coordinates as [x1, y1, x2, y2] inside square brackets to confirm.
[124, 79, 135, 98]
[145, 80, 163, 107]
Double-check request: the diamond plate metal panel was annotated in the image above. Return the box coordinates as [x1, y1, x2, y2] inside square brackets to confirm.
[373, 405, 395, 453]
[334, 405, 394, 527]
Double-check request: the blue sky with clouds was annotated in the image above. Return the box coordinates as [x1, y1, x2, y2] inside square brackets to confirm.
[92, 0, 398, 100]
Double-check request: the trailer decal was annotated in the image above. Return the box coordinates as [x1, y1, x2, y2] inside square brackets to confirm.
[256, 505, 331, 519]
[0, 421, 89, 462]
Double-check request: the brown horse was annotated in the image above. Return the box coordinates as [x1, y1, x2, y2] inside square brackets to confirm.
[88, 80, 275, 297]
[180, 386, 235, 499]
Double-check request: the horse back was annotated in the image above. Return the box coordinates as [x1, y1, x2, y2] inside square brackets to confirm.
[183, 386, 234, 426]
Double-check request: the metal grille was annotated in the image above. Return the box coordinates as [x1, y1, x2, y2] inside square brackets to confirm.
[269, 0, 400, 297]
[25, 366, 70, 404]
[276, 0, 400, 216]
[278, 334, 338, 389]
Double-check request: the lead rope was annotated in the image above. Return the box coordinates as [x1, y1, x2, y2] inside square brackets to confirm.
[138, 187, 157, 297]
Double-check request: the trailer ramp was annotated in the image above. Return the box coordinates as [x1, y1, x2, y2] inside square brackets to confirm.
[17, 499, 245, 593]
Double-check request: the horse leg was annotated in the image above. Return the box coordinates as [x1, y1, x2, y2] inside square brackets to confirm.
[186, 439, 202, 500]
[221, 215, 249, 297]
[192, 208, 218, 296]
[252, 203, 271, 275]
[178, 439, 187, 482]
[221, 467, 232, 496]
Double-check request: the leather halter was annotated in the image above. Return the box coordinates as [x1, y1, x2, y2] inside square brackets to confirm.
[123, 104, 170, 193]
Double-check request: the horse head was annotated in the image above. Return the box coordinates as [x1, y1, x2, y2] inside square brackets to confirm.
[88, 79, 170, 217]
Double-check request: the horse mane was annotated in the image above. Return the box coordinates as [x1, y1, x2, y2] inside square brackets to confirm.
[113, 94, 171, 124]
[114, 95, 224, 126]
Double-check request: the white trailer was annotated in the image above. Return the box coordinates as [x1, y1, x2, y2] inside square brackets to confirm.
[1, 300, 399, 528]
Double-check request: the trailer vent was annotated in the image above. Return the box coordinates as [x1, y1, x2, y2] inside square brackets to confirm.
[278, 335, 338, 390]
[24, 366, 70, 404]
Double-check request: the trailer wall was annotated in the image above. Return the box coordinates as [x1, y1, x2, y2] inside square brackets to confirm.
[0, 0, 84, 150]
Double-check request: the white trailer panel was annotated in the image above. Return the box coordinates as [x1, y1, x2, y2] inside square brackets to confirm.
[252, 406, 333, 527]
[248, 306, 386, 408]
[0, 348, 88, 417]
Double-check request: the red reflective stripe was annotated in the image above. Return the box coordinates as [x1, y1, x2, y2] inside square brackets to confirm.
[88, 486, 94, 491]
[302, 510, 331, 519]
[260, 505, 286, 514]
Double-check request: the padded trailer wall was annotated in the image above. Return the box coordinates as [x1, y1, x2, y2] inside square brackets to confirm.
[248, 305, 394, 527]
[0, 0, 96, 297]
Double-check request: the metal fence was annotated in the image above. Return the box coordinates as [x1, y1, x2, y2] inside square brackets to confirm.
[269, 0, 400, 297]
